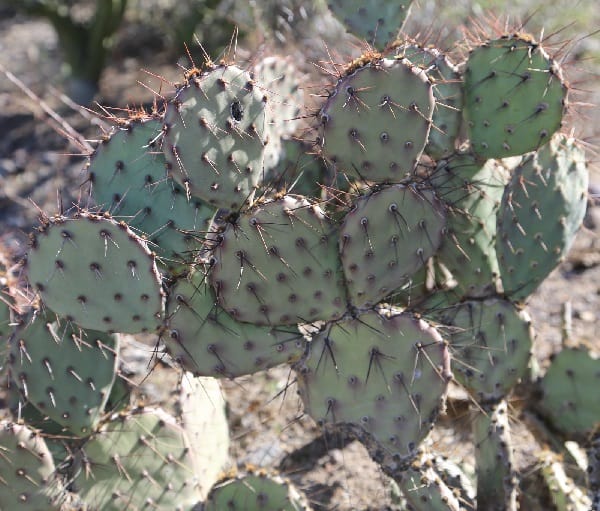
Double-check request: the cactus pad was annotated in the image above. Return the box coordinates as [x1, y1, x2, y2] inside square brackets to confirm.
[327, 1, 413, 50]
[74, 407, 202, 511]
[295, 309, 450, 469]
[431, 298, 533, 402]
[8, 312, 119, 436]
[497, 135, 588, 301]
[205, 469, 311, 511]
[339, 184, 446, 308]
[87, 118, 215, 265]
[209, 195, 347, 326]
[318, 57, 434, 182]
[464, 34, 567, 159]
[0, 421, 63, 510]
[165, 271, 306, 377]
[26, 212, 164, 334]
[431, 154, 507, 298]
[164, 65, 269, 210]
[536, 346, 600, 436]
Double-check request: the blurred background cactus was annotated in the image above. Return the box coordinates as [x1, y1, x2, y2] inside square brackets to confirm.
[0, 1, 599, 510]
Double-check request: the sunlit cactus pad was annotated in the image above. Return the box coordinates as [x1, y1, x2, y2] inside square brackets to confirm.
[0, 421, 63, 510]
[26, 212, 164, 334]
[165, 270, 305, 378]
[296, 309, 450, 467]
[8, 311, 119, 436]
[164, 64, 269, 209]
[339, 184, 446, 308]
[209, 195, 347, 326]
[87, 118, 215, 265]
[204, 468, 312, 511]
[464, 33, 567, 159]
[496, 135, 588, 301]
[318, 57, 434, 182]
[73, 407, 202, 511]
[327, 0, 413, 50]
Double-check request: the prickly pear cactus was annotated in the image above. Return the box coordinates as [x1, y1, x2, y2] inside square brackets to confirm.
[318, 57, 434, 182]
[295, 309, 451, 471]
[164, 64, 270, 209]
[204, 468, 312, 511]
[26, 211, 164, 334]
[463, 33, 568, 159]
[0, 421, 64, 510]
[72, 407, 202, 511]
[8, 311, 119, 436]
[327, 0, 413, 49]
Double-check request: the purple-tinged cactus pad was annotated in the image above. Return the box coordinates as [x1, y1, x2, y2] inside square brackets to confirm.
[209, 195, 347, 326]
[26, 212, 164, 334]
[165, 271, 305, 378]
[339, 184, 446, 308]
[318, 57, 434, 182]
[295, 309, 450, 470]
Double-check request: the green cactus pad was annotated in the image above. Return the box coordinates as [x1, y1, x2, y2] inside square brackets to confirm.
[539, 450, 592, 511]
[165, 271, 306, 377]
[209, 195, 347, 326]
[339, 184, 446, 308]
[327, 1, 413, 50]
[26, 212, 164, 334]
[0, 421, 64, 510]
[395, 44, 463, 160]
[74, 407, 202, 511]
[430, 154, 508, 298]
[318, 57, 434, 182]
[536, 346, 600, 436]
[87, 118, 216, 266]
[496, 135, 588, 301]
[176, 374, 229, 499]
[8, 312, 119, 436]
[205, 469, 311, 511]
[431, 298, 533, 402]
[295, 309, 450, 469]
[472, 401, 518, 511]
[164, 65, 269, 210]
[464, 33, 567, 159]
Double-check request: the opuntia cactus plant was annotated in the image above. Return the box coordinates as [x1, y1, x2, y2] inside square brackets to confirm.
[0, 2, 598, 510]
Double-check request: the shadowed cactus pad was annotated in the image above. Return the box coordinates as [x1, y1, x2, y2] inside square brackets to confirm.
[339, 184, 446, 308]
[204, 469, 312, 511]
[464, 33, 567, 159]
[8, 312, 119, 436]
[209, 195, 347, 326]
[0, 421, 64, 510]
[26, 212, 164, 334]
[164, 64, 269, 210]
[536, 346, 600, 436]
[431, 298, 533, 403]
[73, 407, 202, 511]
[165, 271, 305, 378]
[87, 118, 216, 266]
[295, 309, 451, 469]
[318, 57, 434, 182]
